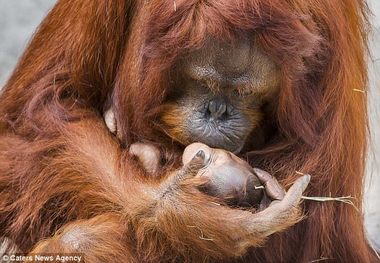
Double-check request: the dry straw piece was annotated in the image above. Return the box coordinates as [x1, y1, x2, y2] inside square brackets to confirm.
[295, 171, 359, 211]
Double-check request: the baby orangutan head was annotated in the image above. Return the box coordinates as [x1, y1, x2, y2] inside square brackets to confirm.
[129, 142, 265, 207]
[160, 37, 280, 153]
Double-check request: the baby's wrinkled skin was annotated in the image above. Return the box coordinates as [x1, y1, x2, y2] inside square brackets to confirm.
[182, 143, 264, 206]
[129, 142, 289, 208]
[105, 108, 286, 207]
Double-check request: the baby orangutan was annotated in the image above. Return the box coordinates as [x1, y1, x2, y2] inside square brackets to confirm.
[129, 142, 287, 208]
[21, 108, 309, 261]
[106, 107, 285, 208]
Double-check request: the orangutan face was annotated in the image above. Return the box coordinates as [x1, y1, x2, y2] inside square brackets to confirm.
[160, 37, 280, 153]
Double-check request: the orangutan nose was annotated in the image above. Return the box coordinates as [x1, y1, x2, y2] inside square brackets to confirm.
[207, 98, 228, 120]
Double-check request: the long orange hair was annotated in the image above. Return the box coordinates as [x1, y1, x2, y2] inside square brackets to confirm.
[0, 0, 377, 262]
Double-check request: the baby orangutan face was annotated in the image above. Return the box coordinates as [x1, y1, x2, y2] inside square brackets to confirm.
[182, 143, 264, 207]
[160, 37, 280, 153]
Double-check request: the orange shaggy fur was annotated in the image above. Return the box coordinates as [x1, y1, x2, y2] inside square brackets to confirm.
[0, 0, 378, 262]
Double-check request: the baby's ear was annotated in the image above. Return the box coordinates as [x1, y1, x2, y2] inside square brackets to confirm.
[104, 107, 117, 134]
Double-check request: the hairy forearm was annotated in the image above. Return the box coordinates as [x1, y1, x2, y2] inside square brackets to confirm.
[1, 114, 307, 262]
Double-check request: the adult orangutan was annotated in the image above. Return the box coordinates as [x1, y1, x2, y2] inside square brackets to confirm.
[0, 0, 378, 262]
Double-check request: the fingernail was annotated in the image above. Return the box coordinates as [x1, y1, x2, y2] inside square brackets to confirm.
[196, 150, 205, 159]
[303, 174, 311, 183]
[253, 168, 261, 174]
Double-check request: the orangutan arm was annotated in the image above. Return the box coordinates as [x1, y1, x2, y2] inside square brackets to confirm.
[21, 117, 308, 262]
[29, 214, 138, 263]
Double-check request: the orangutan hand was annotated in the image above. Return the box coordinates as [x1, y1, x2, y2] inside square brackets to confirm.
[148, 151, 310, 257]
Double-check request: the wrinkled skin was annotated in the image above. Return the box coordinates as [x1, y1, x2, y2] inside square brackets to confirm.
[128, 142, 266, 207]
[0, 0, 374, 261]
[160, 37, 280, 153]
[94, 36, 309, 261]
[104, 36, 280, 207]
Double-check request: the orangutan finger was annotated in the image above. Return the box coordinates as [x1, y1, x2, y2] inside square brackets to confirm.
[185, 149, 207, 173]
[253, 175, 310, 221]
[171, 149, 208, 184]
[277, 174, 310, 210]
[182, 143, 212, 166]
[253, 168, 285, 200]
